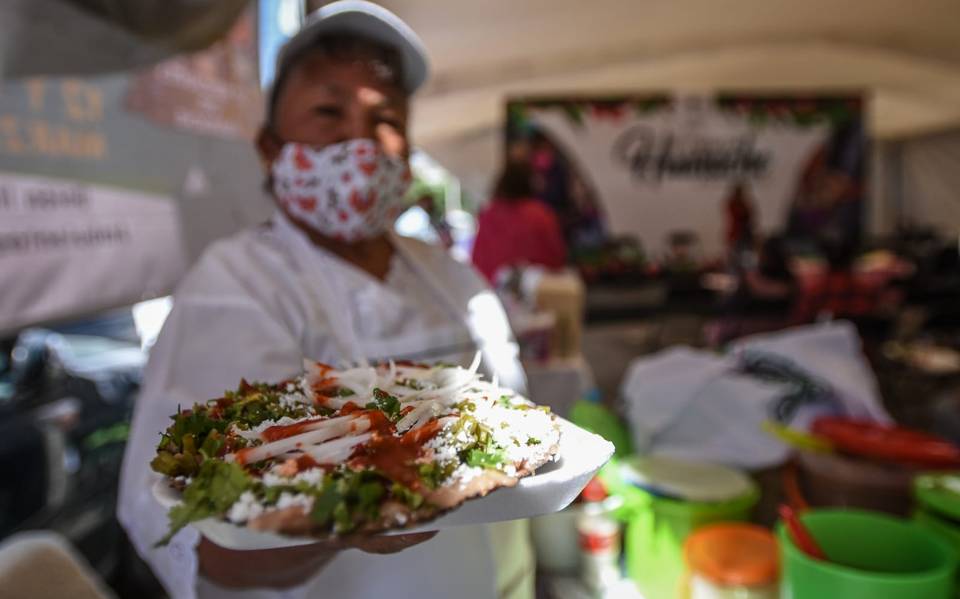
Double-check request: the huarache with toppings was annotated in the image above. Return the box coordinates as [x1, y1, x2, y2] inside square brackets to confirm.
[151, 355, 561, 545]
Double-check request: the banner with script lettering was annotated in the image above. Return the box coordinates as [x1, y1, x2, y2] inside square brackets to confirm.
[505, 95, 865, 256]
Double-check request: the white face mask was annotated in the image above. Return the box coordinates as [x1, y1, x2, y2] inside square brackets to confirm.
[271, 139, 411, 242]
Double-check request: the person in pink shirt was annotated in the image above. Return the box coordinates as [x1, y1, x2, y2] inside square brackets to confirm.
[471, 162, 567, 282]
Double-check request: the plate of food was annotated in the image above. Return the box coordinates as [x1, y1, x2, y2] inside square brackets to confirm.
[150, 355, 614, 550]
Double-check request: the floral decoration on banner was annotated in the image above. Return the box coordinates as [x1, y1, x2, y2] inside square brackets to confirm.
[715, 96, 863, 127]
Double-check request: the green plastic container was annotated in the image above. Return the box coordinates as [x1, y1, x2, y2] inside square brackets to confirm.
[915, 509, 960, 554]
[779, 510, 957, 599]
[568, 399, 633, 457]
[601, 456, 758, 599]
[914, 473, 960, 555]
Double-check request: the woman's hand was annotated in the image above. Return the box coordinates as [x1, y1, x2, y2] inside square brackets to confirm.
[198, 531, 437, 589]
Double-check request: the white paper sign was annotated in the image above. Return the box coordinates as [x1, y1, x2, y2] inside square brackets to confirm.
[0, 171, 186, 332]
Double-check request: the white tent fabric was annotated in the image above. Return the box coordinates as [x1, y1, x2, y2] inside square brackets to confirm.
[386, 0, 960, 210]
[391, 0, 960, 145]
[899, 129, 960, 234]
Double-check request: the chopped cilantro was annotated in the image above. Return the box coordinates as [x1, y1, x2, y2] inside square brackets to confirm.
[456, 399, 477, 413]
[497, 395, 512, 408]
[418, 462, 456, 489]
[397, 378, 424, 390]
[333, 502, 352, 530]
[390, 483, 424, 509]
[465, 448, 505, 468]
[366, 388, 402, 421]
[162, 406, 226, 451]
[526, 437, 542, 446]
[152, 406, 231, 477]
[199, 430, 225, 459]
[357, 481, 385, 518]
[222, 390, 308, 426]
[310, 481, 340, 526]
[512, 403, 552, 413]
[306, 469, 393, 533]
[156, 460, 250, 546]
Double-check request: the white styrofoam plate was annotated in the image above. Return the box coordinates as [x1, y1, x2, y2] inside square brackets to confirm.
[152, 416, 614, 550]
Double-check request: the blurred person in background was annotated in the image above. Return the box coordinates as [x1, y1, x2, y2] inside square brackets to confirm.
[472, 162, 567, 283]
[118, 3, 533, 599]
[724, 181, 756, 265]
[744, 235, 797, 311]
[707, 234, 797, 345]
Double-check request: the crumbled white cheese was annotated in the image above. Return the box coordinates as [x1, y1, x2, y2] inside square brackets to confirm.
[227, 491, 265, 523]
[276, 492, 314, 512]
[450, 464, 485, 488]
[262, 464, 327, 487]
[484, 405, 559, 466]
[279, 391, 311, 409]
[421, 395, 559, 484]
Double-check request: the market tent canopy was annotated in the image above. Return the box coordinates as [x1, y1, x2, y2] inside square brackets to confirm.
[5, 0, 959, 141]
[379, 0, 960, 144]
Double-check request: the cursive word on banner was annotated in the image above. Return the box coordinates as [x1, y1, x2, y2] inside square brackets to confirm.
[612, 125, 770, 184]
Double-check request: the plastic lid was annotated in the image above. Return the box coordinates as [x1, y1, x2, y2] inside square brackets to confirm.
[915, 473, 960, 520]
[812, 417, 960, 468]
[620, 455, 754, 503]
[685, 524, 779, 587]
[580, 477, 608, 502]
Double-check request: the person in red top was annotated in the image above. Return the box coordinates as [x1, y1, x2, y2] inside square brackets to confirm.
[471, 162, 567, 283]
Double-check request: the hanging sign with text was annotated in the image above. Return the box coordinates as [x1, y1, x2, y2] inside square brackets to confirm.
[506, 95, 866, 254]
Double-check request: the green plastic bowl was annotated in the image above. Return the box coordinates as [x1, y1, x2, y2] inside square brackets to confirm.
[779, 510, 957, 599]
[915, 509, 960, 555]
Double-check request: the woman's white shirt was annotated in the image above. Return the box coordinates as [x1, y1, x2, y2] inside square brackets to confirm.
[117, 212, 531, 599]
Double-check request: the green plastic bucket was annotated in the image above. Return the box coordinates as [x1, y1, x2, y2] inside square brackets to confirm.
[779, 509, 957, 599]
[914, 473, 960, 555]
[915, 509, 960, 554]
[601, 456, 758, 599]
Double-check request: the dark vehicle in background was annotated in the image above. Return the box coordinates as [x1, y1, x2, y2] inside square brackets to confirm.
[0, 308, 163, 596]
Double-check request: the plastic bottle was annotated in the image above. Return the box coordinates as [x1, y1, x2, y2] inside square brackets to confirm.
[576, 477, 621, 595]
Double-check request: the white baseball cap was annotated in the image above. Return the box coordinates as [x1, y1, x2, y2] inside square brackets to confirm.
[272, 0, 430, 96]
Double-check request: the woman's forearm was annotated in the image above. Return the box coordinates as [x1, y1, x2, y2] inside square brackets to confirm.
[196, 531, 437, 589]
[197, 536, 336, 589]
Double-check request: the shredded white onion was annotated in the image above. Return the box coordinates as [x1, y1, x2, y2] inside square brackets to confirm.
[301, 432, 373, 463]
[227, 415, 369, 464]
[396, 400, 438, 433]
